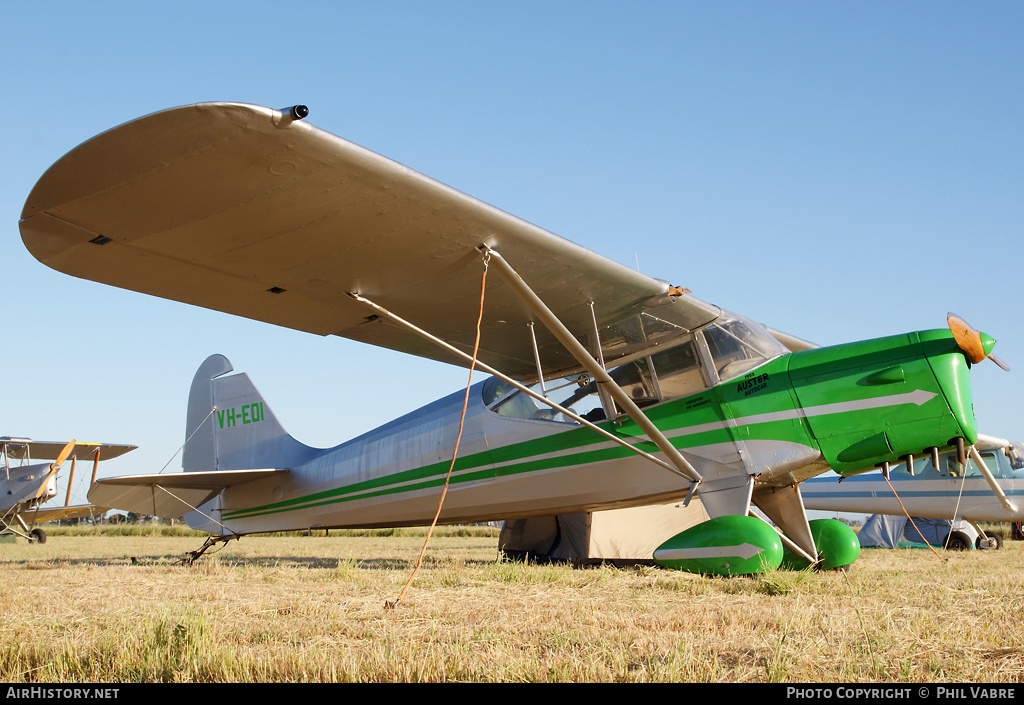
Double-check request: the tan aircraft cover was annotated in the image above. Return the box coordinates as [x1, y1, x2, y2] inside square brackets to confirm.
[499, 500, 710, 563]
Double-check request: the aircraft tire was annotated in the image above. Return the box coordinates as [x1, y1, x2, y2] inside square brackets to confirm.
[977, 531, 1003, 550]
[29, 528, 46, 544]
[945, 531, 971, 551]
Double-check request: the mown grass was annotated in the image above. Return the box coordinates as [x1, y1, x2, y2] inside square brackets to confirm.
[40, 524, 501, 538]
[1, 531, 1022, 682]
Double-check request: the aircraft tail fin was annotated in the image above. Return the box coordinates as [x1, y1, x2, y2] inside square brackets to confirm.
[182, 355, 319, 472]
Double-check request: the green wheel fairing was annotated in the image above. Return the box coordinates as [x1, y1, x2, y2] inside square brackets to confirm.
[780, 519, 860, 571]
[653, 515, 784, 575]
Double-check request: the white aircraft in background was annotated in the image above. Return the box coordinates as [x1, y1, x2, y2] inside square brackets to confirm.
[1, 438, 136, 543]
[802, 434, 1023, 550]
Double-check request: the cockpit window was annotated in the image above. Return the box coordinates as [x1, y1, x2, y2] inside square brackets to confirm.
[947, 452, 1007, 479]
[649, 338, 705, 401]
[486, 374, 604, 424]
[481, 377, 515, 406]
[702, 314, 788, 381]
[483, 335, 709, 425]
[904, 450, 1011, 479]
[483, 313, 786, 424]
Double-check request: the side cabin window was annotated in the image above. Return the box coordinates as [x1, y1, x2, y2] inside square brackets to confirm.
[1008, 443, 1024, 471]
[945, 451, 1007, 479]
[482, 375, 604, 424]
[906, 451, 1009, 479]
[650, 339, 705, 400]
[482, 335, 709, 425]
[895, 456, 933, 476]
[481, 313, 787, 425]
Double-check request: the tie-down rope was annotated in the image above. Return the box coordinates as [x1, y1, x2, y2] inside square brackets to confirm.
[883, 472, 945, 561]
[386, 252, 490, 609]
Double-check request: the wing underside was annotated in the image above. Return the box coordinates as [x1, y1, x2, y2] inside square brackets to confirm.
[20, 102, 720, 382]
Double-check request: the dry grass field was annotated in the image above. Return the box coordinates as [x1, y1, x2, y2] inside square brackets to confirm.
[1, 527, 1022, 683]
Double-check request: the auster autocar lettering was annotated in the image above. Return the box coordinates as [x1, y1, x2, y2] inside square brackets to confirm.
[737, 373, 769, 397]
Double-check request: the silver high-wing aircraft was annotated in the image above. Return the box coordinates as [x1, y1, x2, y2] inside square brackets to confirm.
[18, 103, 1009, 573]
[802, 433, 1024, 549]
[1, 438, 135, 543]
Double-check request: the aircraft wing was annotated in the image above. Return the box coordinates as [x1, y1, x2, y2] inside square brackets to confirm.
[26, 504, 111, 523]
[87, 469, 285, 519]
[20, 102, 721, 382]
[0, 439, 137, 461]
[766, 328, 818, 352]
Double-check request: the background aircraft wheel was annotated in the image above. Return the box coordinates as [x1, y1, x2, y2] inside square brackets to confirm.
[977, 531, 1003, 550]
[945, 531, 971, 550]
[29, 528, 46, 544]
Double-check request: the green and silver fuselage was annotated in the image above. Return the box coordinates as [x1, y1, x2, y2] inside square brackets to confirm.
[185, 321, 978, 537]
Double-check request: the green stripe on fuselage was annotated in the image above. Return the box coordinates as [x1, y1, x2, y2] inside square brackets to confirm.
[221, 331, 971, 522]
[219, 390, 736, 521]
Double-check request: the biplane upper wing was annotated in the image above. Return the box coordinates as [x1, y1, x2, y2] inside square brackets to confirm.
[20, 102, 720, 382]
[0, 438, 137, 461]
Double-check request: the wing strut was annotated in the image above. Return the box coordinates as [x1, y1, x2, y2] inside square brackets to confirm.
[63, 456, 76, 507]
[484, 248, 703, 485]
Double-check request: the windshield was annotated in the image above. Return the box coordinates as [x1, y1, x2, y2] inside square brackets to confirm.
[702, 313, 789, 381]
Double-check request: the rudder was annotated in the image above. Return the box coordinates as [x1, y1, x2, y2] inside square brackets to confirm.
[182, 354, 318, 472]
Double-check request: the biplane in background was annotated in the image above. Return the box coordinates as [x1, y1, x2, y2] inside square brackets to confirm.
[1, 438, 136, 543]
[802, 433, 1024, 550]
[18, 102, 1010, 574]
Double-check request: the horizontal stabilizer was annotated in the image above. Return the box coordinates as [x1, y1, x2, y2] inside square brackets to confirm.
[88, 469, 284, 519]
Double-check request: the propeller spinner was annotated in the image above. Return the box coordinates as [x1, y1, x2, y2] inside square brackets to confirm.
[34, 439, 76, 501]
[947, 313, 1009, 371]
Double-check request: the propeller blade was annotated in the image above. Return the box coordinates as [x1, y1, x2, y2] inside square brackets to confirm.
[947, 313, 1008, 370]
[947, 313, 986, 363]
[50, 439, 76, 472]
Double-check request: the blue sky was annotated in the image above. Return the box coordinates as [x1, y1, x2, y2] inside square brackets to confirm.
[2, 2, 1022, 509]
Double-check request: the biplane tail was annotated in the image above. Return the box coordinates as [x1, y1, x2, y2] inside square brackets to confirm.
[182, 354, 319, 473]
